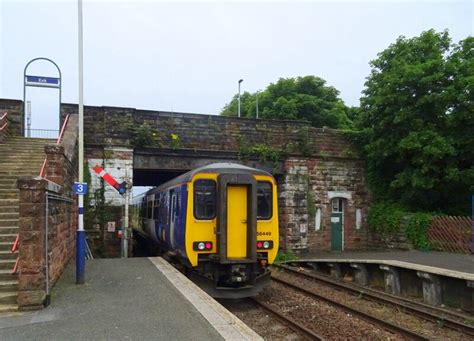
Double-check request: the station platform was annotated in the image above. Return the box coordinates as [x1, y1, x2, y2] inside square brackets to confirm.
[302, 250, 474, 280]
[0, 257, 261, 340]
[291, 250, 474, 310]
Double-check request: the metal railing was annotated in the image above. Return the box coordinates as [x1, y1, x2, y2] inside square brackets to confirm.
[39, 115, 70, 177]
[27, 129, 59, 139]
[0, 112, 8, 132]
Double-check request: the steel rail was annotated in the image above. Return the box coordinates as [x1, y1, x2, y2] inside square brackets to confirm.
[275, 263, 474, 336]
[249, 297, 324, 340]
[272, 275, 428, 341]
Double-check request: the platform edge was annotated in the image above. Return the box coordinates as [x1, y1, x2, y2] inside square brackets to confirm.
[148, 257, 263, 341]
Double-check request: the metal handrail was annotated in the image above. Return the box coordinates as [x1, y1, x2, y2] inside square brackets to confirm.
[39, 114, 70, 177]
[0, 111, 8, 131]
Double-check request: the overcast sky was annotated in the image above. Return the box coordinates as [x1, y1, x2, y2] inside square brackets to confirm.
[0, 0, 472, 131]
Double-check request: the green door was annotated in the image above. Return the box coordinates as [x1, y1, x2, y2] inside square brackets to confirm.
[331, 212, 343, 251]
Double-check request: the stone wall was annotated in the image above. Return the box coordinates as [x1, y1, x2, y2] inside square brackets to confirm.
[16, 116, 78, 310]
[59, 103, 354, 160]
[86, 147, 133, 258]
[279, 157, 371, 253]
[0, 99, 23, 137]
[17, 178, 75, 309]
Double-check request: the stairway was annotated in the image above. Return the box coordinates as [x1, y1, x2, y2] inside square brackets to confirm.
[0, 136, 52, 313]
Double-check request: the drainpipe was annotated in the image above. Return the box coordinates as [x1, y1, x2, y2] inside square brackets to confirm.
[44, 192, 50, 307]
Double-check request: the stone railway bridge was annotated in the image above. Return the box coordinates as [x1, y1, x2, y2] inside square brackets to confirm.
[2, 98, 371, 256]
[59, 102, 371, 254]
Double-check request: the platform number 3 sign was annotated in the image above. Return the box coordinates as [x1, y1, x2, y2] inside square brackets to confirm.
[73, 182, 88, 195]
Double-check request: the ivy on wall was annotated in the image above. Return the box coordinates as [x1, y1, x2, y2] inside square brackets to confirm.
[367, 202, 434, 251]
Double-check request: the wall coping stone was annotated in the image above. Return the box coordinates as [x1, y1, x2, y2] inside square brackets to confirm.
[18, 177, 62, 194]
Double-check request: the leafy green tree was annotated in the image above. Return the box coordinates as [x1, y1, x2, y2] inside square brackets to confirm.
[221, 76, 351, 129]
[356, 30, 473, 214]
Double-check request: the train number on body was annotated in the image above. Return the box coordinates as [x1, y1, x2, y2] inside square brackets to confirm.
[257, 231, 271, 236]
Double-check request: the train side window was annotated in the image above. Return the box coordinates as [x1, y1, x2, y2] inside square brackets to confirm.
[194, 180, 216, 220]
[147, 200, 153, 219]
[257, 181, 272, 220]
[153, 198, 159, 219]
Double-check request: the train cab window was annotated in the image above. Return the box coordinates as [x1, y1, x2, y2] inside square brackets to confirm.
[194, 180, 216, 220]
[257, 181, 272, 220]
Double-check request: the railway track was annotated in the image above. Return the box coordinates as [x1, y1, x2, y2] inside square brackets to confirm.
[249, 297, 324, 340]
[271, 274, 429, 340]
[274, 263, 474, 337]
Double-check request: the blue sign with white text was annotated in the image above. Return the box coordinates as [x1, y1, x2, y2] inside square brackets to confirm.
[73, 182, 88, 195]
[25, 75, 60, 87]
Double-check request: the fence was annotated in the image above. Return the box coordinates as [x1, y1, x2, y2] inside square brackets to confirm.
[27, 129, 59, 139]
[428, 216, 472, 254]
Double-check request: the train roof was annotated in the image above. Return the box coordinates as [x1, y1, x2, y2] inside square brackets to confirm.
[147, 163, 272, 195]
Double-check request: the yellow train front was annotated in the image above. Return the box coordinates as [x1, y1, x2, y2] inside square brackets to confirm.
[133, 163, 279, 298]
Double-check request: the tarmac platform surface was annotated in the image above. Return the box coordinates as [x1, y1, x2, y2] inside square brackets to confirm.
[0, 257, 261, 340]
[302, 250, 474, 278]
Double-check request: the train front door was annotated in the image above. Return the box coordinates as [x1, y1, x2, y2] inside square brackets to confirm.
[227, 185, 247, 259]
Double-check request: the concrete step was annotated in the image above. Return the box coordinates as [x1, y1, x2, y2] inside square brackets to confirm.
[0, 212, 19, 220]
[0, 242, 13, 252]
[0, 269, 18, 280]
[0, 227, 18, 234]
[0, 235, 17, 243]
[0, 251, 17, 260]
[0, 193, 19, 200]
[0, 303, 18, 313]
[0, 163, 42, 166]
[0, 199, 19, 206]
[0, 292, 17, 305]
[0, 219, 18, 226]
[0, 259, 15, 270]
[0, 186, 18, 191]
[0, 206, 18, 213]
[0, 172, 38, 177]
[0, 150, 45, 154]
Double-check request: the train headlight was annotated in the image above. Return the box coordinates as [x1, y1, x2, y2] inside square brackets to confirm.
[257, 240, 273, 250]
[193, 241, 213, 251]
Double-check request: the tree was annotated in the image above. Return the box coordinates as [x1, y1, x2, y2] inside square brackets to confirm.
[356, 30, 473, 214]
[220, 76, 351, 129]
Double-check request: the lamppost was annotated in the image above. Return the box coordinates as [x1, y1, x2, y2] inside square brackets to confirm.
[238, 79, 243, 117]
[76, 0, 86, 284]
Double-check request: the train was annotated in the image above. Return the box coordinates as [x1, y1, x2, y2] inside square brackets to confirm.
[131, 163, 279, 298]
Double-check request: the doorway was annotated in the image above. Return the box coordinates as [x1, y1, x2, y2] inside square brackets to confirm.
[331, 198, 344, 251]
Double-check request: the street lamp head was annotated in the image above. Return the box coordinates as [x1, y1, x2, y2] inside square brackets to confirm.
[238, 79, 244, 84]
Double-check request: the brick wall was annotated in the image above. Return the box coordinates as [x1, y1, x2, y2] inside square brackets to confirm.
[16, 116, 78, 310]
[0, 99, 23, 137]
